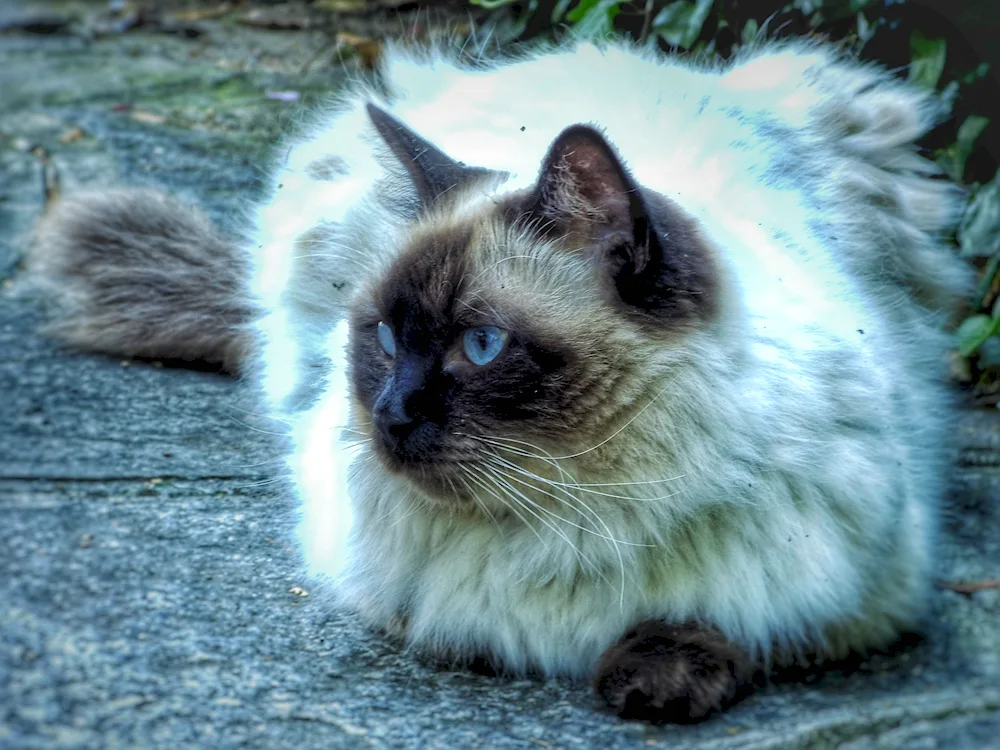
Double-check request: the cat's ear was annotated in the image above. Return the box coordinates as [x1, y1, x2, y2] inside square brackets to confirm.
[366, 103, 497, 207]
[529, 125, 716, 323]
[532, 125, 656, 271]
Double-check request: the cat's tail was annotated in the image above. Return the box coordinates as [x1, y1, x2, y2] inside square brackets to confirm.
[27, 188, 253, 374]
[805, 53, 975, 315]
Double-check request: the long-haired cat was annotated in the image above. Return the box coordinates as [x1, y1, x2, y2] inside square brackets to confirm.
[28, 37, 972, 723]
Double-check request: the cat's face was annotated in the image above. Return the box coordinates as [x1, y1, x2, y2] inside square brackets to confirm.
[346, 107, 718, 508]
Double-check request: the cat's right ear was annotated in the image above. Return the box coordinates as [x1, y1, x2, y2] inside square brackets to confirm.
[366, 103, 499, 208]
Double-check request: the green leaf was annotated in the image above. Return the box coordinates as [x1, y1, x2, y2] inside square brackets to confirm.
[566, 0, 601, 23]
[974, 254, 1000, 311]
[908, 31, 946, 89]
[937, 115, 990, 182]
[652, 2, 688, 44]
[469, 0, 519, 9]
[566, 0, 622, 35]
[956, 314, 1000, 357]
[964, 62, 991, 85]
[959, 170, 1000, 259]
[938, 80, 960, 117]
[973, 336, 1000, 370]
[792, 0, 820, 13]
[855, 12, 874, 45]
[652, 0, 714, 49]
[942, 115, 989, 181]
[740, 18, 758, 47]
[959, 115, 990, 148]
[481, 0, 538, 42]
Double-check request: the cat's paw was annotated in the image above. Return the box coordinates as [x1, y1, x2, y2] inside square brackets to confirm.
[594, 620, 756, 724]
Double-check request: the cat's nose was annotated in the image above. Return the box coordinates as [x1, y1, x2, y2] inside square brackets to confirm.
[373, 357, 438, 457]
[374, 400, 418, 450]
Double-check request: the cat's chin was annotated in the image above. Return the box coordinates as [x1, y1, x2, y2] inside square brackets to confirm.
[370, 446, 478, 511]
[404, 474, 485, 515]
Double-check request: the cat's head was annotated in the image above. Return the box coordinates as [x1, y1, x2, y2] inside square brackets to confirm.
[347, 105, 721, 509]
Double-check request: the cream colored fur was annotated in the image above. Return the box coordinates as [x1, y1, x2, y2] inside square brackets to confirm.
[249, 38, 970, 678]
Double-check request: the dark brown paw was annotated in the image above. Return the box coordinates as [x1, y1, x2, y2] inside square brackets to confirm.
[594, 620, 756, 724]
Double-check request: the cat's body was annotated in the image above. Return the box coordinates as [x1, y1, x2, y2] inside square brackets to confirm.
[30, 38, 971, 721]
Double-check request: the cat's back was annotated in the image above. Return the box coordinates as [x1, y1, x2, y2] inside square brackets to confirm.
[285, 37, 970, 312]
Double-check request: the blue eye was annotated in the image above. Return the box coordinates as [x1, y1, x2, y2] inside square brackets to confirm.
[377, 321, 396, 358]
[462, 326, 508, 366]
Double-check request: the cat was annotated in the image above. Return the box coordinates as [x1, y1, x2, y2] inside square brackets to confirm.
[28, 36, 973, 723]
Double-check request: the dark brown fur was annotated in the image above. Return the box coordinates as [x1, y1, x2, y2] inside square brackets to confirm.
[29, 188, 252, 374]
[595, 620, 758, 723]
[347, 219, 584, 486]
[366, 103, 504, 209]
[504, 125, 719, 328]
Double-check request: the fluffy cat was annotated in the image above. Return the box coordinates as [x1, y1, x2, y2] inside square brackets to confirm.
[29, 37, 972, 723]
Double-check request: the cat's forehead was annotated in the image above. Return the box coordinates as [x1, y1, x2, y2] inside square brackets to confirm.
[377, 218, 473, 330]
[375, 204, 588, 330]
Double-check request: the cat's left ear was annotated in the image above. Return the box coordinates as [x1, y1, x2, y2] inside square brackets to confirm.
[366, 103, 500, 208]
[526, 125, 716, 323]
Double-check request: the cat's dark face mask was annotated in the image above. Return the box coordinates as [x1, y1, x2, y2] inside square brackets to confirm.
[345, 105, 717, 499]
[347, 222, 575, 475]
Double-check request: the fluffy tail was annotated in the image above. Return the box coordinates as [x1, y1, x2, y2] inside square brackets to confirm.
[804, 52, 974, 315]
[28, 188, 253, 374]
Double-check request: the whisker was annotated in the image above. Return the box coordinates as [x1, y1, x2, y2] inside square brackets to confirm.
[455, 297, 498, 320]
[457, 433, 577, 486]
[546, 382, 673, 461]
[229, 454, 289, 470]
[463, 465, 551, 554]
[465, 290, 509, 327]
[339, 428, 371, 439]
[482, 456, 651, 548]
[489, 451, 683, 503]
[456, 469, 504, 534]
[483, 456, 653, 557]
[388, 501, 421, 528]
[230, 475, 290, 490]
[224, 413, 291, 437]
[463, 383, 672, 464]
[477, 464, 600, 574]
[339, 439, 373, 452]
[475, 450, 632, 609]
[471, 254, 541, 281]
[224, 405, 296, 427]
[289, 252, 370, 272]
[480, 463, 619, 595]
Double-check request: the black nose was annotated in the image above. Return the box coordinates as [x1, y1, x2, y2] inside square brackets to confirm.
[373, 356, 441, 458]
[374, 398, 418, 451]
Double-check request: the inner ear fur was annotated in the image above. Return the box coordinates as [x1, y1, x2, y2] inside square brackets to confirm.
[524, 124, 718, 325]
[534, 124, 645, 259]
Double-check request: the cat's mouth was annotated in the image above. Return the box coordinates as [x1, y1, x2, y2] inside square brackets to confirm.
[367, 432, 481, 506]
[356, 401, 580, 514]
[367, 425, 576, 516]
